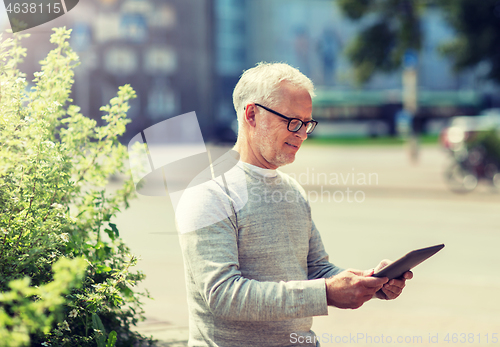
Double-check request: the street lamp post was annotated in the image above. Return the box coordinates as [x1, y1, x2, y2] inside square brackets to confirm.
[403, 49, 419, 164]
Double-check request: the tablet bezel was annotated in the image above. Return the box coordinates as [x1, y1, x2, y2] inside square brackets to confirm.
[372, 244, 445, 280]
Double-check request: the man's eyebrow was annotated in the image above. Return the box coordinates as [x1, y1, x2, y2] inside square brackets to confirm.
[292, 115, 313, 122]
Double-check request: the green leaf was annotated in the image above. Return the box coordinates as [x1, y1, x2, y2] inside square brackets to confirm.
[95, 264, 112, 273]
[108, 223, 119, 239]
[106, 331, 117, 347]
[92, 313, 106, 347]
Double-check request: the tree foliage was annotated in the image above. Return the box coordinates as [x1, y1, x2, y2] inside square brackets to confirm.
[338, 0, 500, 85]
[437, 0, 500, 84]
[338, 0, 424, 84]
[0, 28, 152, 346]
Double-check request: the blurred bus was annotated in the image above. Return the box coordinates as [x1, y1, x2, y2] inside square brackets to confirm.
[311, 89, 484, 137]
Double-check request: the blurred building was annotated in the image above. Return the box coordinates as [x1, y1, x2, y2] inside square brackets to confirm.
[212, 0, 247, 142]
[5, 0, 214, 142]
[3, 0, 500, 141]
[69, 0, 214, 142]
[214, 0, 500, 137]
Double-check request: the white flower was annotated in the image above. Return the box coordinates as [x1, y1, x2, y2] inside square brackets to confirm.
[68, 309, 78, 318]
[51, 203, 64, 210]
[41, 343, 50, 347]
[59, 233, 69, 243]
[42, 141, 55, 148]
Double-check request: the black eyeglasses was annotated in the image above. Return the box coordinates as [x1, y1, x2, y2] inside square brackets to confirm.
[254, 103, 318, 135]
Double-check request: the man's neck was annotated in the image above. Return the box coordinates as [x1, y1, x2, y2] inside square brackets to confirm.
[233, 138, 277, 170]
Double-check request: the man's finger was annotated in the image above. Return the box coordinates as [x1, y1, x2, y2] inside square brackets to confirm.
[383, 284, 402, 296]
[360, 276, 388, 288]
[387, 285, 405, 298]
[363, 268, 375, 277]
[403, 271, 413, 279]
[387, 278, 406, 289]
[380, 288, 397, 299]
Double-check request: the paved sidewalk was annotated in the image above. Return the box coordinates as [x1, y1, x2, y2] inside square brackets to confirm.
[116, 144, 499, 346]
[133, 318, 188, 346]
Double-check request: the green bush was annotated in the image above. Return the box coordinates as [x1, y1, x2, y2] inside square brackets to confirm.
[0, 257, 87, 347]
[0, 28, 153, 346]
[468, 129, 500, 162]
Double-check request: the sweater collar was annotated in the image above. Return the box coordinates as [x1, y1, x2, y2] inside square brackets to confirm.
[238, 161, 278, 178]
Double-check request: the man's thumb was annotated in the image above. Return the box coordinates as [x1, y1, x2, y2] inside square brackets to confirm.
[363, 268, 375, 277]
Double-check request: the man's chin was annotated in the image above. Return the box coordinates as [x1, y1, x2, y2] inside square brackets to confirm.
[272, 153, 296, 168]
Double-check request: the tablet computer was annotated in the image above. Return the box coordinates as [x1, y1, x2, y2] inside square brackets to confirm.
[372, 244, 445, 280]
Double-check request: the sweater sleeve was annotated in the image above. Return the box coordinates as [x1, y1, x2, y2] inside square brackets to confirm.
[284, 174, 344, 280]
[307, 221, 345, 280]
[177, 181, 330, 322]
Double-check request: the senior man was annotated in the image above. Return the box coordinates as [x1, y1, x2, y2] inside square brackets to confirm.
[176, 62, 412, 347]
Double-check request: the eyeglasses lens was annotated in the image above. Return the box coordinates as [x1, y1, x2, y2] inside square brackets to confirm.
[289, 119, 302, 132]
[306, 123, 315, 134]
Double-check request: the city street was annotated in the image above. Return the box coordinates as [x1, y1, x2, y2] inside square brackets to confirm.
[112, 143, 500, 346]
[3, 0, 500, 345]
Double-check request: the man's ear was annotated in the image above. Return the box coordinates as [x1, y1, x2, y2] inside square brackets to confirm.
[243, 103, 257, 128]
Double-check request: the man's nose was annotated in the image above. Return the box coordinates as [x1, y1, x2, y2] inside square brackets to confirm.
[295, 124, 308, 140]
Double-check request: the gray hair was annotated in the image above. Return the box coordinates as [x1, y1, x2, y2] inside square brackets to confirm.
[232, 62, 315, 130]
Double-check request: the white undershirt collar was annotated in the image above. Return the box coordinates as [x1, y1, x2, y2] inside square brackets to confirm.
[238, 161, 278, 178]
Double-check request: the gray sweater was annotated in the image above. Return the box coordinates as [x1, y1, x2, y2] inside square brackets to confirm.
[176, 160, 343, 346]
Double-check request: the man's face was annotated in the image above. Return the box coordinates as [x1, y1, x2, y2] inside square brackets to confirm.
[251, 83, 313, 169]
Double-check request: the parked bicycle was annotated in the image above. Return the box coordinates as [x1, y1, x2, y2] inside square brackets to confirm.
[441, 111, 500, 193]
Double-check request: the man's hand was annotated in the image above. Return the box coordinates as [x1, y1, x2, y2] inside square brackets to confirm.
[373, 259, 413, 300]
[325, 269, 388, 309]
